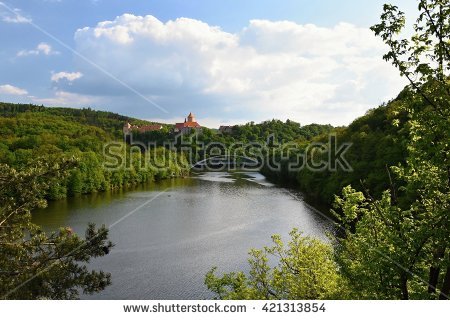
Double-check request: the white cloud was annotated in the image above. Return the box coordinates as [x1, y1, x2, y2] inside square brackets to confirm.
[2, 15, 31, 23]
[0, 84, 28, 95]
[37, 43, 54, 55]
[0, 2, 32, 23]
[31, 91, 95, 106]
[64, 14, 406, 126]
[51, 71, 83, 83]
[17, 42, 60, 57]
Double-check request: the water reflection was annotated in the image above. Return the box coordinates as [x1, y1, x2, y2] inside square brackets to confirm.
[32, 172, 331, 299]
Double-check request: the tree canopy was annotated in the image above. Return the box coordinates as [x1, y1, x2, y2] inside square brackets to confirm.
[205, 229, 346, 300]
[0, 159, 113, 299]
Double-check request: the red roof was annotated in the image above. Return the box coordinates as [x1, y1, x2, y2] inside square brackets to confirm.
[137, 125, 162, 132]
[175, 121, 201, 129]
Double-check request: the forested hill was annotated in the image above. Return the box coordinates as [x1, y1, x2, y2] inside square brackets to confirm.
[0, 102, 146, 138]
[298, 94, 410, 205]
[262, 88, 412, 206]
[0, 102, 189, 199]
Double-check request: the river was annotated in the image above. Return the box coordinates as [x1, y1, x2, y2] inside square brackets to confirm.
[32, 171, 332, 299]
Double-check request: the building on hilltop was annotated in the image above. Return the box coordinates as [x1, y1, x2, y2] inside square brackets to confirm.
[219, 125, 234, 134]
[123, 122, 136, 135]
[123, 123, 163, 135]
[137, 124, 163, 133]
[174, 112, 202, 134]
[123, 112, 201, 138]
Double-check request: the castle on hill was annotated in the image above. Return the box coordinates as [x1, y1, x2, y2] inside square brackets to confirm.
[123, 112, 202, 135]
[174, 112, 201, 134]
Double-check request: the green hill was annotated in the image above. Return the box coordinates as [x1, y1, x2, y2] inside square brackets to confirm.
[262, 89, 411, 206]
[0, 102, 189, 199]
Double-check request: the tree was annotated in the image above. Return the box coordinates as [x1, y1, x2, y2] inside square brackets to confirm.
[205, 229, 346, 300]
[333, 186, 442, 299]
[67, 169, 83, 195]
[333, 0, 450, 300]
[0, 159, 113, 299]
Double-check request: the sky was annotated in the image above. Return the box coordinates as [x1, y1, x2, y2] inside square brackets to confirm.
[0, 0, 419, 127]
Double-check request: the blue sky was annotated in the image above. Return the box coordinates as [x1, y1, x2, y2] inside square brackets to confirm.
[0, 0, 418, 127]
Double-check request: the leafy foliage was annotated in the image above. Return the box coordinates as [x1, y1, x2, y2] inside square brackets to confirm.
[0, 159, 113, 299]
[333, 186, 437, 299]
[205, 229, 346, 300]
[333, 0, 450, 300]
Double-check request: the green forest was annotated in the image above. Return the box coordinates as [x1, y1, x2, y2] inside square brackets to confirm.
[261, 90, 410, 206]
[0, 0, 449, 301]
[0, 102, 189, 200]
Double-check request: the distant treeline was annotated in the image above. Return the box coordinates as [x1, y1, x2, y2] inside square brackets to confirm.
[132, 119, 335, 146]
[0, 102, 134, 137]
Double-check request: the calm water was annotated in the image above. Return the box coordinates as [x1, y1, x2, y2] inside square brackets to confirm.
[32, 172, 332, 300]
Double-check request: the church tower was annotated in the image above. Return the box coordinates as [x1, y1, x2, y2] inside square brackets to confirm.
[187, 112, 195, 123]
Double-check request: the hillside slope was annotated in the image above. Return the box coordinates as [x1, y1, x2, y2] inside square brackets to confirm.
[0, 102, 189, 199]
[262, 89, 411, 205]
